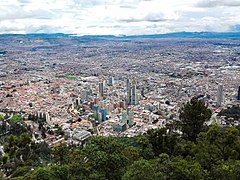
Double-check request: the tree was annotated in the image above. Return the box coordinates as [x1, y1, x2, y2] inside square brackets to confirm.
[82, 136, 131, 180]
[136, 135, 154, 159]
[146, 128, 180, 156]
[122, 159, 165, 180]
[52, 143, 69, 165]
[193, 126, 240, 171]
[170, 157, 206, 180]
[210, 160, 240, 180]
[11, 166, 32, 178]
[27, 168, 53, 180]
[178, 98, 212, 141]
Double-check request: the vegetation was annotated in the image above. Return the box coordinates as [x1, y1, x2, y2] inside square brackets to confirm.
[177, 98, 212, 141]
[0, 113, 5, 120]
[9, 114, 23, 123]
[55, 74, 84, 79]
[2, 98, 240, 179]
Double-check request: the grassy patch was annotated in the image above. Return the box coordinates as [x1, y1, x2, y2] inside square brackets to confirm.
[0, 114, 5, 120]
[55, 74, 84, 79]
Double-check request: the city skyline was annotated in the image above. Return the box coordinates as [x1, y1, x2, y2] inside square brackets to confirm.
[0, 0, 240, 35]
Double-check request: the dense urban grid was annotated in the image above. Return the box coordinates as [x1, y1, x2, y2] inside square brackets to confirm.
[1, 33, 240, 179]
[0, 34, 240, 147]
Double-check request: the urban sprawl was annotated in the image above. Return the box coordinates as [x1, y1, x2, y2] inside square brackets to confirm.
[0, 34, 240, 147]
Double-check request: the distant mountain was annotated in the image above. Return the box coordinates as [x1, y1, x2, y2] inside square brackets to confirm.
[0, 32, 240, 40]
[74, 32, 240, 40]
[124, 32, 240, 40]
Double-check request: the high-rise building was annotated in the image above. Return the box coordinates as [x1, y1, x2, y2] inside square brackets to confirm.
[121, 111, 128, 124]
[237, 86, 240, 100]
[75, 98, 81, 107]
[93, 104, 99, 112]
[121, 110, 134, 127]
[126, 79, 138, 106]
[141, 88, 145, 97]
[98, 112, 102, 123]
[131, 85, 138, 105]
[80, 90, 90, 102]
[128, 111, 134, 127]
[126, 79, 132, 105]
[99, 82, 104, 97]
[100, 108, 107, 121]
[108, 77, 114, 86]
[216, 84, 223, 107]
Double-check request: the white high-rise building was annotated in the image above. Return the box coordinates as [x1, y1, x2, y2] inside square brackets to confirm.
[108, 77, 114, 86]
[131, 85, 138, 105]
[216, 84, 223, 107]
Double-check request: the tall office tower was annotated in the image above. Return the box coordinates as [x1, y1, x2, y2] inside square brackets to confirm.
[126, 79, 132, 105]
[99, 82, 104, 98]
[121, 111, 128, 124]
[216, 84, 223, 107]
[141, 88, 145, 97]
[100, 108, 107, 121]
[128, 111, 134, 127]
[98, 112, 102, 123]
[108, 77, 114, 86]
[93, 104, 99, 112]
[131, 85, 138, 105]
[237, 86, 240, 100]
[75, 98, 81, 106]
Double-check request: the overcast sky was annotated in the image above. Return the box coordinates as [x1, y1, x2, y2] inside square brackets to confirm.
[0, 0, 240, 35]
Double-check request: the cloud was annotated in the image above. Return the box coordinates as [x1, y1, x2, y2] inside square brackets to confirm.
[0, 0, 240, 35]
[230, 24, 240, 31]
[196, 0, 240, 8]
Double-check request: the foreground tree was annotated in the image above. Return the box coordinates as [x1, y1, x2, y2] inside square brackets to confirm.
[146, 128, 180, 156]
[178, 98, 212, 141]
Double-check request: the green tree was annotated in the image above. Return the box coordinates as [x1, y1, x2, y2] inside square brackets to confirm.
[122, 159, 165, 180]
[52, 143, 69, 165]
[82, 136, 130, 180]
[136, 135, 154, 159]
[210, 160, 240, 180]
[170, 157, 206, 180]
[2, 133, 45, 175]
[49, 165, 70, 180]
[146, 128, 179, 156]
[27, 168, 53, 180]
[193, 126, 240, 171]
[178, 98, 212, 141]
[11, 166, 32, 178]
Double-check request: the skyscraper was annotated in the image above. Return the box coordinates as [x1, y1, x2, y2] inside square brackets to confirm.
[93, 104, 99, 112]
[216, 84, 223, 107]
[80, 90, 90, 102]
[108, 77, 114, 86]
[237, 86, 240, 100]
[99, 82, 104, 98]
[126, 79, 138, 106]
[131, 85, 138, 105]
[126, 79, 132, 105]
[100, 108, 107, 121]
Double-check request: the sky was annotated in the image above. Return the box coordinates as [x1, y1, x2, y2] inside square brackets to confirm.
[0, 0, 240, 35]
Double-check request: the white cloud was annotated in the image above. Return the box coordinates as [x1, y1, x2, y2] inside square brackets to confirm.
[0, 0, 239, 35]
[196, 0, 240, 7]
